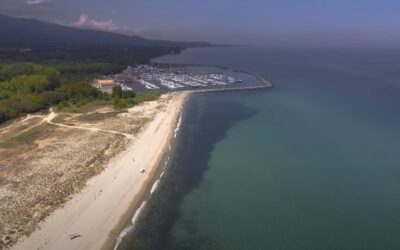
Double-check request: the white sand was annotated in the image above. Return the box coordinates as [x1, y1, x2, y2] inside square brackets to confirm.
[11, 92, 187, 250]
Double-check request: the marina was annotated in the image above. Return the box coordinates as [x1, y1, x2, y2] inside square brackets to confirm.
[94, 64, 271, 93]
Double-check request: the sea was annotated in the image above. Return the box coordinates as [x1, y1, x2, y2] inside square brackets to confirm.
[117, 46, 400, 250]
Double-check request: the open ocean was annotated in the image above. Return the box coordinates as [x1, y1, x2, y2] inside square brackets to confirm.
[118, 47, 400, 250]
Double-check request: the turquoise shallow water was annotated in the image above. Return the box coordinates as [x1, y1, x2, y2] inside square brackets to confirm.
[120, 47, 400, 250]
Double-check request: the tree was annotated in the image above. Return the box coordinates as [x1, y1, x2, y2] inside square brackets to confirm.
[112, 85, 123, 98]
[113, 97, 127, 109]
[122, 90, 136, 98]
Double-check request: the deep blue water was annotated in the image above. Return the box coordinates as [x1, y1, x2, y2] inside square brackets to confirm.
[119, 47, 400, 250]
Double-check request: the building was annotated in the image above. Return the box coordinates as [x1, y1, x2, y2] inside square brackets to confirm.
[93, 79, 117, 93]
[115, 74, 136, 82]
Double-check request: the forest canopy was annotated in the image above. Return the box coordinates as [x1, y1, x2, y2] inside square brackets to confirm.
[0, 62, 154, 123]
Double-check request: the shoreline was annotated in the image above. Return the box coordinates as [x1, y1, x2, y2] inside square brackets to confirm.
[11, 92, 188, 250]
[104, 98, 187, 250]
[105, 82, 271, 249]
[107, 83, 271, 250]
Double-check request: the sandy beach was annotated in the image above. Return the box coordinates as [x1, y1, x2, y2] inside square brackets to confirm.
[10, 92, 188, 250]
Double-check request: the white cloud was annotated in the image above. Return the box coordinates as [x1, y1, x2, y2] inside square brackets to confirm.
[74, 14, 119, 31]
[74, 14, 88, 27]
[73, 14, 149, 35]
[26, 0, 51, 5]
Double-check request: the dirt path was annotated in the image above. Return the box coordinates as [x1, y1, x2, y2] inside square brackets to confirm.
[44, 109, 134, 139]
[3, 109, 134, 139]
[10, 93, 187, 250]
[0, 115, 45, 132]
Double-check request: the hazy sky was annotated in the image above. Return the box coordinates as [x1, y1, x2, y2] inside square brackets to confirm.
[1, 0, 400, 47]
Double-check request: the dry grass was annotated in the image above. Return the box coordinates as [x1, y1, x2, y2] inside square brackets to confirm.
[0, 96, 168, 249]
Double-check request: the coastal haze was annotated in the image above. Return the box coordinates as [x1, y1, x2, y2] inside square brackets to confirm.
[1, 0, 400, 48]
[0, 1, 400, 250]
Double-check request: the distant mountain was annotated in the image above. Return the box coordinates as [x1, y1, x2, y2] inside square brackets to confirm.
[0, 14, 211, 49]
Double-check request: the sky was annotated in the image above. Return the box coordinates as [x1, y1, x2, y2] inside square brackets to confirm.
[1, 0, 400, 47]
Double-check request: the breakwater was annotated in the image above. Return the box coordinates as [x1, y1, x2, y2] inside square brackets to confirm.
[188, 71, 272, 94]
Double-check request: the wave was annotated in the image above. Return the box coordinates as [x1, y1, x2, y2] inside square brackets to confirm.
[114, 111, 181, 249]
[174, 112, 182, 138]
[163, 155, 170, 170]
[150, 180, 160, 194]
[113, 201, 147, 250]
[131, 201, 147, 225]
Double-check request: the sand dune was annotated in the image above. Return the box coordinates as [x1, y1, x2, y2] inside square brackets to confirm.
[11, 92, 187, 250]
